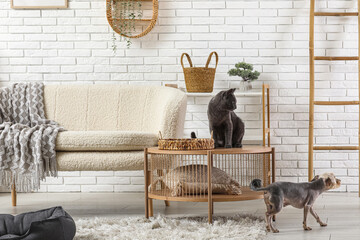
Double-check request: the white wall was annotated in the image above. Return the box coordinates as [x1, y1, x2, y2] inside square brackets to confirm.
[0, 0, 358, 192]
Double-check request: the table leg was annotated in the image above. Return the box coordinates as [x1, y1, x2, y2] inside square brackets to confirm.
[207, 151, 213, 224]
[272, 147, 276, 222]
[144, 149, 149, 218]
[208, 201, 213, 223]
[149, 199, 153, 217]
[145, 194, 149, 218]
[271, 147, 276, 183]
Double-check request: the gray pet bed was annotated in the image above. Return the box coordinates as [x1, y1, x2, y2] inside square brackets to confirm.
[0, 206, 76, 240]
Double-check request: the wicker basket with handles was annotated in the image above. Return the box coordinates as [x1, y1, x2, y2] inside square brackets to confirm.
[158, 132, 214, 150]
[181, 52, 218, 93]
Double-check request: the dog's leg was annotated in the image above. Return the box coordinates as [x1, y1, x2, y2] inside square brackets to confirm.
[264, 203, 271, 232]
[264, 215, 270, 232]
[303, 205, 312, 230]
[264, 194, 272, 232]
[267, 210, 280, 233]
[265, 194, 281, 233]
[266, 213, 277, 233]
[310, 207, 327, 227]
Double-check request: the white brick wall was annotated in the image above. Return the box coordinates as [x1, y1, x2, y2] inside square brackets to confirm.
[0, 0, 359, 192]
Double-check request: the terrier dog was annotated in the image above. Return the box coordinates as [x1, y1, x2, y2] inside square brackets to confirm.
[250, 173, 341, 233]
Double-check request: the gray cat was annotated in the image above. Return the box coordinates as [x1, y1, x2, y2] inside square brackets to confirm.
[207, 88, 245, 148]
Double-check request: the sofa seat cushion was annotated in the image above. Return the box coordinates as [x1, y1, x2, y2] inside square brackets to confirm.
[56, 131, 158, 151]
[56, 151, 144, 171]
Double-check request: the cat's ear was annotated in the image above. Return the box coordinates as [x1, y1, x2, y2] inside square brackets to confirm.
[226, 88, 236, 95]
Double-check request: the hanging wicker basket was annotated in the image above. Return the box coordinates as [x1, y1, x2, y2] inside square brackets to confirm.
[106, 0, 158, 39]
[181, 52, 218, 93]
[158, 132, 215, 150]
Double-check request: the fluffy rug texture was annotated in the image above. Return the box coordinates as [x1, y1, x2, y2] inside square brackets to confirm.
[74, 214, 267, 240]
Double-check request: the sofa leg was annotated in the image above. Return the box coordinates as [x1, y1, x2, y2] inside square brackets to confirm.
[164, 200, 170, 207]
[11, 184, 17, 207]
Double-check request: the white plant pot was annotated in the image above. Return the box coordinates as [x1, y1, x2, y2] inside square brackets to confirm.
[238, 81, 252, 92]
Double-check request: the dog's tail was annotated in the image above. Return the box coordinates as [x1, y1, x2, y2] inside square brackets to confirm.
[250, 179, 269, 191]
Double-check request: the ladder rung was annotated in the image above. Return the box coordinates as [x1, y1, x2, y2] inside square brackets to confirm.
[313, 146, 359, 150]
[314, 101, 360, 105]
[314, 12, 359, 16]
[314, 56, 359, 61]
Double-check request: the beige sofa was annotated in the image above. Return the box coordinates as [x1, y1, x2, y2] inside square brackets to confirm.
[11, 85, 187, 205]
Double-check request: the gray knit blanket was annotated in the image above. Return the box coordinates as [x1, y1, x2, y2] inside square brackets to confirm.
[0, 83, 62, 192]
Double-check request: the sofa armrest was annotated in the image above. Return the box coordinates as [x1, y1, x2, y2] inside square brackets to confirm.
[157, 89, 187, 139]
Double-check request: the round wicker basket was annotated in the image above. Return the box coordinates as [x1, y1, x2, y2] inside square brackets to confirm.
[106, 0, 158, 39]
[158, 132, 214, 150]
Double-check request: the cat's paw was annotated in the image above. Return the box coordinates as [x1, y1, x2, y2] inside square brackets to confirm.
[234, 144, 242, 148]
[225, 144, 232, 148]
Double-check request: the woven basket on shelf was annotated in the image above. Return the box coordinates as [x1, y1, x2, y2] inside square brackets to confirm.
[158, 132, 214, 150]
[181, 52, 218, 93]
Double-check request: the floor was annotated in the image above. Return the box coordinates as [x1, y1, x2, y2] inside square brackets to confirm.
[0, 192, 359, 240]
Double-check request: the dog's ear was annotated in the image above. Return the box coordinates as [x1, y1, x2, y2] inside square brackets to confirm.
[325, 177, 333, 188]
[311, 175, 319, 182]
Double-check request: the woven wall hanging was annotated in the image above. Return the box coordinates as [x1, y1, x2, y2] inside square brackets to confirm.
[106, 0, 158, 48]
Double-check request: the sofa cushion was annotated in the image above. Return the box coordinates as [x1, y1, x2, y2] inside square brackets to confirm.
[56, 151, 145, 171]
[56, 131, 158, 151]
[43, 85, 187, 139]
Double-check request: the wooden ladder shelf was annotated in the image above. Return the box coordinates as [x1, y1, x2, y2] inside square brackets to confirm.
[308, 0, 360, 196]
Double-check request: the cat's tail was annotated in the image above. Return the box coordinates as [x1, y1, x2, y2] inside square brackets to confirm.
[250, 179, 269, 191]
[191, 132, 197, 139]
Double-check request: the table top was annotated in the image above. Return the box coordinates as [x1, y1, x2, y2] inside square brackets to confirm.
[146, 145, 273, 155]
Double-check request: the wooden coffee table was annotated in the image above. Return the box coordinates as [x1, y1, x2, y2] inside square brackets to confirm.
[144, 146, 275, 223]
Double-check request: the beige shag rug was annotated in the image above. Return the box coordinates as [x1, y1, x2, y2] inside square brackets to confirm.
[74, 214, 267, 240]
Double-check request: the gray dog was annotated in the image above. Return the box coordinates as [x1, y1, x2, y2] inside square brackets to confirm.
[250, 173, 341, 233]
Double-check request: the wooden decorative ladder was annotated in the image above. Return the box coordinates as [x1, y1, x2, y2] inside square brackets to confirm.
[308, 0, 360, 196]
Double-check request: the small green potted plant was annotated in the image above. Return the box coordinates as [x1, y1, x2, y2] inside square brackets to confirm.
[228, 62, 260, 91]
